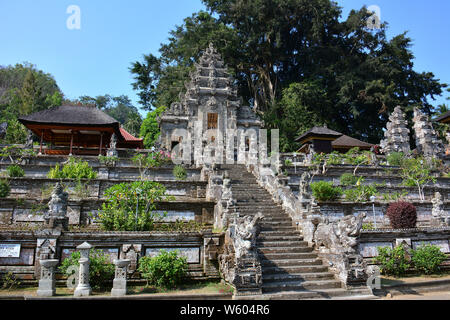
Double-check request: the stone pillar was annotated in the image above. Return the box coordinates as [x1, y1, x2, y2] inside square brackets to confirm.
[37, 259, 59, 297]
[111, 259, 131, 297]
[74, 242, 92, 297]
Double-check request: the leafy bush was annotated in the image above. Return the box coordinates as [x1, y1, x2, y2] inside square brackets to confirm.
[138, 250, 188, 289]
[375, 245, 411, 277]
[386, 202, 417, 229]
[387, 152, 405, 166]
[173, 165, 187, 181]
[98, 155, 119, 167]
[343, 184, 378, 202]
[400, 157, 436, 201]
[48, 158, 97, 180]
[97, 181, 174, 231]
[59, 249, 115, 290]
[0, 179, 10, 198]
[6, 165, 24, 178]
[340, 173, 359, 186]
[310, 181, 342, 202]
[284, 159, 293, 166]
[411, 244, 447, 275]
[0, 271, 21, 290]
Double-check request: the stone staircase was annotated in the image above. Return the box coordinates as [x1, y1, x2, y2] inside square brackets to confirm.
[222, 165, 372, 300]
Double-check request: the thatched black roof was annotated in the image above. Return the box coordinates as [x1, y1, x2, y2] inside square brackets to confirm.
[332, 135, 373, 149]
[18, 105, 119, 127]
[295, 126, 343, 142]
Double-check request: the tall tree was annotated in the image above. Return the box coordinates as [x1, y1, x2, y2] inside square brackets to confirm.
[130, 0, 447, 150]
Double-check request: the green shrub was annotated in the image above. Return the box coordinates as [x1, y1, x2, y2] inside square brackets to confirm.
[173, 165, 187, 181]
[310, 181, 342, 202]
[0, 179, 10, 198]
[98, 155, 119, 167]
[6, 165, 24, 178]
[387, 152, 405, 166]
[284, 159, 293, 166]
[59, 249, 115, 290]
[411, 244, 447, 275]
[48, 158, 97, 180]
[138, 250, 188, 289]
[375, 245, 411, 277]
[343, 184, 378, 202]
[340, 173, 359, 186]
[97, 181, 174, 231]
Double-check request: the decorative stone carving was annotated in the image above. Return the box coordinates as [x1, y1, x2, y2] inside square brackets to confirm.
[44, 183, 69, 231]
[315, 213, 366, 254]
[314, 213, 369, 287]
[74, 242, 92, 297]
[413, 108, 445, 159]
[37, 259, 59, 297]
[431, 192, 450, 227]
[204, 236, 221, 277]
[219, 212, 264, 295]
[120, 244, 142, 275]
[380, 106, 411, 155]
[111, 259, 131, 297]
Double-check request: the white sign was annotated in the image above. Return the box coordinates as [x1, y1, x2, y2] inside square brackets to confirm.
[0, 244, 21, 258]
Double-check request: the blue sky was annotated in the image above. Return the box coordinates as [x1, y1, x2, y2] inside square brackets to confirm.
[1, 0, 449, 116]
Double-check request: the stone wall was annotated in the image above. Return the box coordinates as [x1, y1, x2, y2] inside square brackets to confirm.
[0, 230, 224, 283]
[358, 228, 450, 268]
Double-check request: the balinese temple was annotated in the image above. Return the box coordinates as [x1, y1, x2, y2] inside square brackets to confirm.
[296, 126, 373, 154]
[157, 44, 262, 162]
[18, 105, 143, 155]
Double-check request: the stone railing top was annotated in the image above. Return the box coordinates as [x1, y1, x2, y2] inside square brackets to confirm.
[361, 227, 450, 234]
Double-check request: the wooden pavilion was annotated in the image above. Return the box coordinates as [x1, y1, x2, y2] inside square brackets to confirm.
[18, 105, 143, 155]
[296, 126, 373, 154]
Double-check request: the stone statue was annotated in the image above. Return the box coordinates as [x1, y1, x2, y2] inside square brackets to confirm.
[314, 212, 366, 254]
[313, 213, 369, 287]
[431, 192, 449, 226]
[25, 131, 34, 149]
[0, 122, 7, 140]
[107, 133, 118, 157]
[48, 182, 68, 218]
[44, 182, 69, 231]
[219, 212, 264, 295]
[233, 212, 264, 261]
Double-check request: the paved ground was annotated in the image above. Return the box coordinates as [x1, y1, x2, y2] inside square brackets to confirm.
[381, 291, 450, 300]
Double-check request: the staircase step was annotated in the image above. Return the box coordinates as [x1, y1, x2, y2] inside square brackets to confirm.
[262, 265, 329, 275]
[261, 258, 323, 267]
[262, 279, 342, 293]
[262, 272, 336, 282]
[259, 252, 317, 260]
[257, 235, 302, 241]
[258, 230, 301, 236]
[257, 240, 309, 247]
[258, 246, 312, 254]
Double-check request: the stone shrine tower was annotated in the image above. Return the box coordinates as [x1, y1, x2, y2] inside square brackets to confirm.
[157, 44, 262, 165]
[380, 106, 411, 155]
[413, 107, 445, 159]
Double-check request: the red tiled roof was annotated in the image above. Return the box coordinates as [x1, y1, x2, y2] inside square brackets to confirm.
[119, 128, 142, 142]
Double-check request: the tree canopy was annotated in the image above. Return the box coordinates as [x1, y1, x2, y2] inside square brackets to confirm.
[130, 0, 447, 151]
